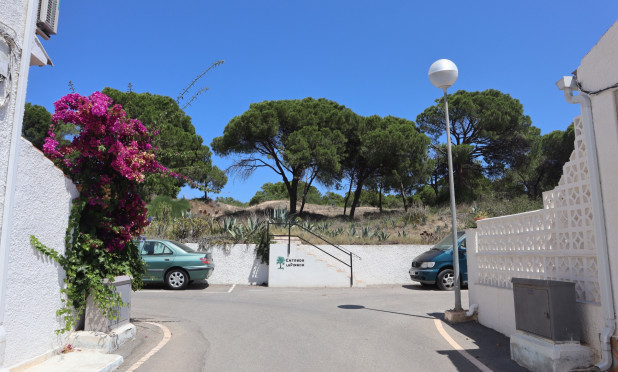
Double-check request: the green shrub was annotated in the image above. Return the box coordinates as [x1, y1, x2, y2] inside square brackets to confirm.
[147, 196, 191, 220]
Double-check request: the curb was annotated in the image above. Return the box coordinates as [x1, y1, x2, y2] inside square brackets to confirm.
[68, 324, 136, 353]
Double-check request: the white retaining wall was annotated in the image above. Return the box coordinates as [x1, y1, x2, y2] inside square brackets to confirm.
[344, 244, 431, 285]
[190, 242, 431, 286]
[268, 242, 431, 287]
[269, 241, 351, 287]
[4, 139, 78, 369]
[186, 243, 269, 285]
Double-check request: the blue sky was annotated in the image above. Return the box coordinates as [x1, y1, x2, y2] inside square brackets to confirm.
[26, 1, 618, 202]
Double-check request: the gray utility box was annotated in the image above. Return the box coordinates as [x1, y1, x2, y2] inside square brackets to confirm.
[512, 278, 580, 342]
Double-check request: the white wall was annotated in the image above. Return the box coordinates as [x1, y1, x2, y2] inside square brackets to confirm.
[4, 139, 78, 369]
[0, 0, 30, 233]
[186, 243, 269, 285]
[268, 242, 431, 287]
[465, 229, 516, 336]
[465, 229, 603, 342]
[1, 0, 51, 370]
[188, 242, 431, 286]
[338, 244, 430, 285]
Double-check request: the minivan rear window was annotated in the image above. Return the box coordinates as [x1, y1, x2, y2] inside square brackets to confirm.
[431, 231, 465, 251]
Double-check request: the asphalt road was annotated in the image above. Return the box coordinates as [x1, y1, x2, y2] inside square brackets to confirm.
[116, 283, 527, 372]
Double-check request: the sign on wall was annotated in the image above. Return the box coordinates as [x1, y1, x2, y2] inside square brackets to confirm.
[276, 256, 305, 269]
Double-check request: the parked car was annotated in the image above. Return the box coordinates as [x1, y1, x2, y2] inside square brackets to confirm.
[137, 239, 214, 290]
[409, 231, 467, 290]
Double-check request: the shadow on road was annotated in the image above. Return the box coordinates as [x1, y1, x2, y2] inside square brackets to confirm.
[141, 281, 210, 291]
[401, 284, 440, 291]
[130, 317, 180, 324]
[402, 284, 469, 292]
[338, 304, 435, 319]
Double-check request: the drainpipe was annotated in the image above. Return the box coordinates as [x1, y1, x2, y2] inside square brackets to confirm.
[557, 76, 616, 371]
[0, 0, 38, 370]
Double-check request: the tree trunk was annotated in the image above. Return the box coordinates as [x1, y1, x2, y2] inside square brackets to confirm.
[299, 172, 318, 215]
[343, 176, 354, 216]
[299, 190, 307, 214]
[400, 182, 408, 212]
[430, 172, 439, 194]
[284, 177, 299, 214]
[299, 182, 309, 215]
[349, 179, 365, 219]
[378, 183, 383, 213]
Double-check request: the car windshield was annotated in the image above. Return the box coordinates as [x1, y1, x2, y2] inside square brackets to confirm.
[431, 231, 465, 251]
[168, 240, 197, 253]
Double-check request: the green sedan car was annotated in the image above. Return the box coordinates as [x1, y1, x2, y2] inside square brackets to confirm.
[137, 239, 215, 290]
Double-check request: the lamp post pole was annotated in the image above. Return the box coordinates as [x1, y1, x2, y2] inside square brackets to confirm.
[428, 59, 462, 311]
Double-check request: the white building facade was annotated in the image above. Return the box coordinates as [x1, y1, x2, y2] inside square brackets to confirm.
[0, 0, 72, 370]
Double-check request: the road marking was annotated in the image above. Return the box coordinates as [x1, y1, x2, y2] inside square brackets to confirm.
[228, 284, 236, 293]
[433, 319, 493, 372]
[125, 321, 172, 372]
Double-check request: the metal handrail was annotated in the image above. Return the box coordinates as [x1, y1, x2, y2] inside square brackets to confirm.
[295, 236, 350, 267]
[267, 221, 359, 287]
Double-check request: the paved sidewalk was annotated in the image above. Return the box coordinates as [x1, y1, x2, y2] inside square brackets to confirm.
[434, 312, 528, 372]
[21, 351, 122, 372]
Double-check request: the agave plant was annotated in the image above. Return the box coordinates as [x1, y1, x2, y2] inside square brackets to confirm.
[272, 206, 289, 224]
[300, 220, 315, 232]
[348, 226, 358, 237]
[327, 227, 344, 238]
[316, 221, 331, 232]
[245, 215, 262, 236]
[222, 217, 238, 232]
[376, 230, 390, 242]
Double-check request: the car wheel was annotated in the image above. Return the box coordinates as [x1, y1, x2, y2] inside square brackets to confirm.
[437, 269, 456, 291]
[165, 268, 189, 290]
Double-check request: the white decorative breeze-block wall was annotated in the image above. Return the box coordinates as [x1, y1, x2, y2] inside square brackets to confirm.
[469, 115, 602, 347]
[4, 139, 78, 369]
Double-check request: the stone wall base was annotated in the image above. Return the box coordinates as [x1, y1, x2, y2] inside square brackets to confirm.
[510, 332, 594, 372]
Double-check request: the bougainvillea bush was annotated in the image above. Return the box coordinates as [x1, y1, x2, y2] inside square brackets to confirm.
[32, 92, 172, 332]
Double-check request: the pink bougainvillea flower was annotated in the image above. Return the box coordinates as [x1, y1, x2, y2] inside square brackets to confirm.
[41, 91, 186, 252]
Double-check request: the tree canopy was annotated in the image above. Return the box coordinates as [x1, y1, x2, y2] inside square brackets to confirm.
[249, 181, 322, 206]
[102, 88, 224, 199]
[416, 89, 534, 200]
[212, 97, 357, 214]
[341, 115, 429, 218]
[501, 124, 575, 199]
[22, 103, 77, 150]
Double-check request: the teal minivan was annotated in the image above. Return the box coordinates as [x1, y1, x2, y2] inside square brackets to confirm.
[409, 231, 467, 290]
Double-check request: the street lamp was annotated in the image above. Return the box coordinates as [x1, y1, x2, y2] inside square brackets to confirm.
[428, 59, 462, 312]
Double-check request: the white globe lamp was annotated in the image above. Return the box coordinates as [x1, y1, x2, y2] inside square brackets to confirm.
[428, 59, 458, 90]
